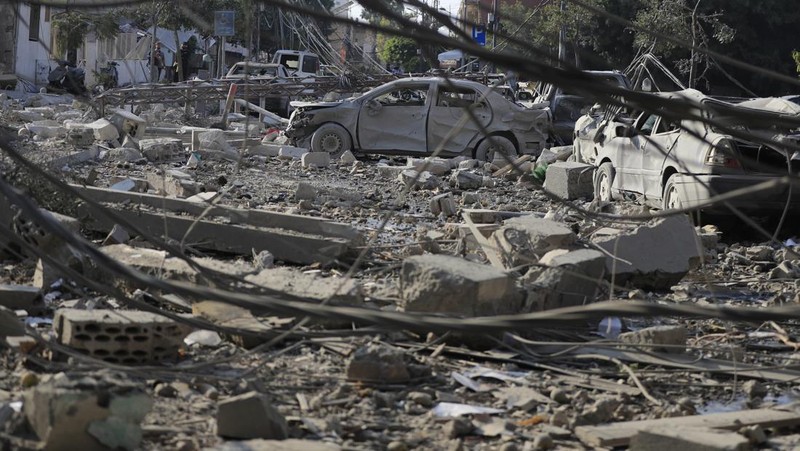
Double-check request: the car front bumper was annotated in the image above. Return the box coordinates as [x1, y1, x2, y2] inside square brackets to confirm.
[671, 174, 800, 213]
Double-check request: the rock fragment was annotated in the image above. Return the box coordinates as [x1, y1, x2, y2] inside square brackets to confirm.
[216, 391, 288, 440]
[544, 161, 595, 200]
[347, 343, 411, 383]
[618, 325, 688, 354]
[491, 216, 576, 267]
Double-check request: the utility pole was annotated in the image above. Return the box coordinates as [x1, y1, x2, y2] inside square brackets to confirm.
[149, 0, 158, 83]
[491, 0, 497, 50]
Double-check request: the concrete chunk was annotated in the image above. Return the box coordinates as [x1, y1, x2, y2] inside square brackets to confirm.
[491, 216, 576, 267]
[85, 118, 120, 141]
[278, 145, 308, 160]
[450, 170, 483, 189]
[302, 151, 331, 168]
[24, 371, 152, 451]
[401, 254, 522, 316]
[399, 169, 441, 190]
[146, 171, 201, 198]
[544, 161, 595, 200]
[0, 284, 42, 311]
[430, 193, 457, 217]
[591, 215, 702, 290]
[630, 426, 750, 451]
[110, 109, 147, 140]
[407, 157, 450, 176]
[524, 249, 605, 311]
[339, 150, 357, 165]
[618, 325, 688, 354]
[216, 391, 288, 440]
[347, 343, 411, 383]
[139, 137, 183, 161]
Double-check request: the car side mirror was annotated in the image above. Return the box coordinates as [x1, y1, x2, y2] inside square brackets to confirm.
[616, 125, 635, 138]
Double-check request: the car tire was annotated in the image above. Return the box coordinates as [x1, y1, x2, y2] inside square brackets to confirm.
[310, 123, 352, 158]
[475, 135, 517, 162]
[662, 174, 682, 211]
[594, 162, 615, 202]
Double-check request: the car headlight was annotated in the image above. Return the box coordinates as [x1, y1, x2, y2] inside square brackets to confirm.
[705, 139, 741, 169]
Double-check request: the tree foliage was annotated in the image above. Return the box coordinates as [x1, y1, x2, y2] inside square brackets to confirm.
[51, 10, 120, 58]
[379, 36, 424, 72]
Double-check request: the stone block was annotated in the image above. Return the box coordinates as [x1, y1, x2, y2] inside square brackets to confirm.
[619, 325, 688, 354]
[105, 147, 143, 163]
[84, 118, 120, 141]
[407, 157, 450, 176]
[430, 193, 457, 217]
[544, 161, 595, 200]
[376, 165, 406, 179]
[146, 172, 201, 198]
[278, 146, 308, 160]
[524, 249, 605, 311]
[346, 343, 411, 383]
[54, 308, 190, 364]
[399, 169, 441, 190]
[65, 127, 96, 146]
[450, 170, 483, 189]
[630, 426, 750, 451]
[457, 159, 478, 170]
[139, 138, 183, 161]
[401, 254, 522, 316]
[0, 284, 42, 311]
[24, 371, 152, 451]
[491, 216, 576, 267]
[246, 144, 281, 157]
[216, 391, 288, 440]
[295, 182, 317, 201]
[25, 120, 65, 139]
[110, 109, 147, 140]
[591, 215, 702, 290]
[302, 151, 331, 168]
[339, 150, 357, 165]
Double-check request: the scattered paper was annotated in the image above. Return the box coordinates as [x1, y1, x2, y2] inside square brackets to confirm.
[431, 402, 504, 417]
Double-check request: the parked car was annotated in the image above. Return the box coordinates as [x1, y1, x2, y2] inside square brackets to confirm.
[533, 70, 631, 145]
[580, 89, 800, 214]
[285, 77, 551, 159]
[222, 62, 290, 81]
[272, 50, 319, 78]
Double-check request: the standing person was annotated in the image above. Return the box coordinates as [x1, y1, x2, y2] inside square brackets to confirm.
[180, 43, 190, 81]
[153, 42, 165, 81]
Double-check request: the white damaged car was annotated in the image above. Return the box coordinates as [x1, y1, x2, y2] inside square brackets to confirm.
[575, 89, 800, 214]
[285, 77, 551, 160]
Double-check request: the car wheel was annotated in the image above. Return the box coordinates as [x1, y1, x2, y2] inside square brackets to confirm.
[594, 162, 615, 202]
[310, 123, 352, 158]
[663, 174, 682, 210]
[475, 135, 517, 162]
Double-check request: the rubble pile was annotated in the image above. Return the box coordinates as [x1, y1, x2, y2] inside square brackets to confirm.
[2, 92, 800, 451]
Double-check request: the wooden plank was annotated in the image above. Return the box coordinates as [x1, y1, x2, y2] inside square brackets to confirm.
[575, 406, 800, 448]
[492, 154, 533, 177]
[77, 205, 349, 264]
[71, 184, 360, 242]
[461, 211, 505, 269]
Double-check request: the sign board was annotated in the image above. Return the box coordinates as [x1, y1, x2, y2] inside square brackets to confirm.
[214, 11, 235, 36]
[472, 25, 486, 47]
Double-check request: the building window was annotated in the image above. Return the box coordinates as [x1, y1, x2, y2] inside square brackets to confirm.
[29, 5, 41, 41]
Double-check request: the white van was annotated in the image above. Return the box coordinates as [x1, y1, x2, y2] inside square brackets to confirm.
[271, 50, 319, 78]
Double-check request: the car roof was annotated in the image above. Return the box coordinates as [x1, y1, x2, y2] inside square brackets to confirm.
[390, 77, 487, 90]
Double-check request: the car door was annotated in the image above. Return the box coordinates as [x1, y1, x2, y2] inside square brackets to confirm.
[641, 117, 680, 203]
[427, 83, 491, 154]
[357, 82, 431, 152]
[612, 112, 654, 196]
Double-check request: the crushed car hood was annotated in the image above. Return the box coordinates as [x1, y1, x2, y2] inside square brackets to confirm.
[289, 100, 345, 109]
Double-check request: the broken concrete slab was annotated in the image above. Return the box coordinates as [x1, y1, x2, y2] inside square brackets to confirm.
[401, 254, 522, 316]
[24, 371, 152, 451]
[544, 161, 595, 200]
[295, 182, 317, 201]
[246, 144, 281, 157]
[407, 157, 451, 176]
[145, 171, 202, 198]
[216, 391, 288, 440]
[399, 169, 441, 190]
[630, 426, 750, 450]
[339, 150, 357, 165]
[0, 284, 42, 311]
[618, 325, 688, 354]
[278, 146, 308, 160]
[591, 215, 702, 290]
[71, 184, 361, 244]
[109, 109, 147, 140]
[491, 216, 577, 267]
[105, 146, 143, 163]
[302, 151, 331, 169]
[347, 343, 412, 383]
[54, 308, 190, 364]
[138, 138, 183, 161]
[0, 305, 25, 338]
[192, 301, 289, 348]
[450, 170, 483, 190]
[211, 439, 342, 451]
[244, 267, 364, 316]
[78, 118, 120, 142]
[25, 120, 66, 139]
[523, 249, 605, 311]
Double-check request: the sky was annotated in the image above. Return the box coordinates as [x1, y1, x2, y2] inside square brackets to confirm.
[349, 0, 464, 21]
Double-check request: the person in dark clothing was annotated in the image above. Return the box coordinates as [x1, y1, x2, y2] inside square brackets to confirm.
[153, 42, 165, 81]
[180, 43, 190, 81]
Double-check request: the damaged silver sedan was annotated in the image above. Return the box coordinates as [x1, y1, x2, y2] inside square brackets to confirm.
[576, 89, 800, 214]
[285, 77, 550, 160]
